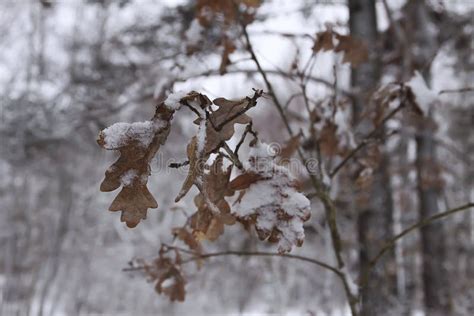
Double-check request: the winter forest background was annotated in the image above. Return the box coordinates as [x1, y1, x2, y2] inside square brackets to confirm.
[1, 0, 473, 315]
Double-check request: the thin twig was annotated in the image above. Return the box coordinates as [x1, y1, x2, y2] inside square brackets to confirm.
[169, 160, 190, 168]
[214, 89, 263, 131]
[242, 22, 346, 269]
[235, 122, 255, 154]
[184, 251, 340, 274]
[329, 100, 405, 178]
[222, 142, 243, 170]
[369, 202, 474, 268]
[241, 21, 356, 315]
[438, 87, 474, 94]
[176, 68, 353, 97]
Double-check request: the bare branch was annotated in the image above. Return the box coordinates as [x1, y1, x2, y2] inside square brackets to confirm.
[369, 202, 474, 268]
[329, 96, 406, 178]
[177, 69, 353, 97]
[438, 87, 474, 94]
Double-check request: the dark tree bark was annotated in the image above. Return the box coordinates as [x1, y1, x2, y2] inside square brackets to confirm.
[348, 1, 397, 314]
[404, 1, 453, 314]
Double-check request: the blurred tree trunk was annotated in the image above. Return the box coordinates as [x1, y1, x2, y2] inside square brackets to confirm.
[404, 1, 453, 314]
[348, 1, 397, 314]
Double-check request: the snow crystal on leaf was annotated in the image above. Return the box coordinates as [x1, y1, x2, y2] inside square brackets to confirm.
[164, 90, 188, 110]
[230, 141, 311, 253]
[121, 170, 138, 187]
[196, 119, 207, 154]
[101, 120, 165, 149]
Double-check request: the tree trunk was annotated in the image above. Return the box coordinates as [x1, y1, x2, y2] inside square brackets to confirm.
[405, 1, 453, 314]
[348, 1, 397, 315]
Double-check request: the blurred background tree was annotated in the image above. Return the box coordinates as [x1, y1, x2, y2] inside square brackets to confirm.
[0, 0, 472, 315]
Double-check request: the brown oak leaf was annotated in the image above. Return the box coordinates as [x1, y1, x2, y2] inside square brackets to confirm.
[172, 227, 202, 254]
[313, 30, 335, 52]
[190, 156, 236, 241]
[145, 255, 186, 302]
[97, 104, 175, 228]
[229, 142, 311, 253]
[200, 97, 252, 153]
[334, 33, 369, 67]
[313, 30, 368, 67]
[176, 95, 253, 202]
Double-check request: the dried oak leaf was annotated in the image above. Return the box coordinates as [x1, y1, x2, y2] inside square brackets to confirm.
[313, 30, 368, 67]
[191, 156, 236, 241]
[172, 226, 202, 254]
[313, 30, 335, 52]
[97, 105, 175, 228]
[196, 0, 260, 26]
[177, 95, 252, 203]
[228, 172, 264, 191]
[334, 34, 369, 67]
[145, 256, 186, 302]
[200, 96, 252, 153]
[175, 136, 201, 202]
[174, 92, 212, 202]
[229, 142, 311, 253]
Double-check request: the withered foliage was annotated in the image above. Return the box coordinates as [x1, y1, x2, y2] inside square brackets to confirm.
[228, 146, 311, 253]
[313, 29, 369, 67]
[142, 248, 186, 302]
[96, 3, 436, 300]
[97, 105, 175, 228]
[97, 89, 314, 300]
[186, 0, 262, 73]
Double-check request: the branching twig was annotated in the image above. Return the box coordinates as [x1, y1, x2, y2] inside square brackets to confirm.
[358, 202, 474, 292]
[222, 142, 243, 170]
[329, 99, 406, 178]
[235, 122, 256, 155]
[184, 250, 340, 274]
[214, 89, 263, 131]
[241, 21, 356, 315]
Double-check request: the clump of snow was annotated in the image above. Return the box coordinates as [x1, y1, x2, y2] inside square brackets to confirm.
[164, 90, 188, 110]
[196, 119, 207, 154]
[185, 19, 204, 47]
[406, 71, 438, 113]
[101, 120, 165, 149]
[121, 170, 138, 186]
[160, 277, 177, 288]
[230, 141, 311, 253]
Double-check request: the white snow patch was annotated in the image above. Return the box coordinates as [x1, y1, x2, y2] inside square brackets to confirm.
[185, 19, 204, 47]
[230, 141, 311, 253]
[101, 120, 165, 149]
[160, 277, 176, 288]
[121, 170, 138, 187]
[196, 119, 207, 154]
[164, 90, 188, 110]
[406, 71, 438, 113]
